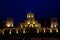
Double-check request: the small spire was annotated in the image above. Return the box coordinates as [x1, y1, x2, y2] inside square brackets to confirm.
[29, 10, 32, 13]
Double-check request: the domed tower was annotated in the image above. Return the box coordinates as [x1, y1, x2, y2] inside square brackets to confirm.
[27, 11, 34, 19]
[25, 11, 41, 28]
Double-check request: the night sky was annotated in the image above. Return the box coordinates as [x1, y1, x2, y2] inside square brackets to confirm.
[0, 0, 60, 23]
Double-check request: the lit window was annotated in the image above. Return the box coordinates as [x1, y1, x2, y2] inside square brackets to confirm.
[35, 24, 38, 27]
[27, 21, 30, 24]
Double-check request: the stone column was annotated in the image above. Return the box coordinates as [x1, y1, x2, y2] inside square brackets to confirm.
[16, 29, 18, 34]
[2, 29, 4, 35]
[56, 28, 58, 33]
[37, 28, 39, 33]
[43, 28, 46, 33]
[50, 28, 52, 33]
[23, 28, 25, 34]
[9, 29, 11, 34]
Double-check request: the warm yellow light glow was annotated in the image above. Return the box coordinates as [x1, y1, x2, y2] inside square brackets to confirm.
[20, 25, 23, 28]
[31, 15, 34, 18]
[32, 24, 34, 28]
[6, 23, 11, 27]
[54, 24, 57, 27]
[23, 29, 25, 33]
[28, 15, 31, 18]
[9, 31, 11, 34]
[20, 23, 23, 28]
[51, 24, 53, 28]
[2, 30, 4, 35]
[27, 12, 34, 19]
[37, 29, 39, 33]
[51, 22, 58, 28]
[2, 32, 4, 35]
[54, 22, 58, 27]
[6, 18, 14, 27]
[50, 29, 52, 33]
[0, 13, 59, 35]
[12, 22, 14, 27]
[16, 29, 18, 34]
[43, 29, 46, 33]
[29, 24, 34, 28]
[51, 18, 58, 28]
[51, 23, 53, 28]
[9, 30, 11, 34]
[35, 24, 38, 27]
[27, 21, 30, 24]
[38, 24, 41, 27]
[56, 29, 58, 33]
[32, 21, 35, 24]
[27, 14, 31, 19]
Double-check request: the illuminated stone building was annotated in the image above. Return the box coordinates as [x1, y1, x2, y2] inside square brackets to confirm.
[0, 11, 59, 35]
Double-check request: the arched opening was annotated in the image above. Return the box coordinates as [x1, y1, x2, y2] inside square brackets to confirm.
[45, 29, 50, 33]
[11, 29, 16, 34]
[4, 29, 9, 35]
[18, 29, 23, 34]
[52, 29, 56, 33]
[25, 28, 37, 33]
[39, 29, 44, 33]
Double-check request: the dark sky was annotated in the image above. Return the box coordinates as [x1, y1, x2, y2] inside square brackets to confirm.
[0, 0, 60, 23]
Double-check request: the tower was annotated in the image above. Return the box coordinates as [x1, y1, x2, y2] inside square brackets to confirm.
[27, 11, 34, 19]
[6, 18, 14, 27]
[51, 18, 58, 28]
[51, 18, 58, 33]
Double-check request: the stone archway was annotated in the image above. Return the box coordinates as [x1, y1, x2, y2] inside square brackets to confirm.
[25, 28, 37, 33]
[45, 29, 50, 33]
[11, 29, 16, 34]
[52, 29, 56, 33]
[18, 29, 23, 34]
[4, 29, 10, 35]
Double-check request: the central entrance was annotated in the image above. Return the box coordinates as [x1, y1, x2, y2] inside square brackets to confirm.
[25, 28, 37, 33]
